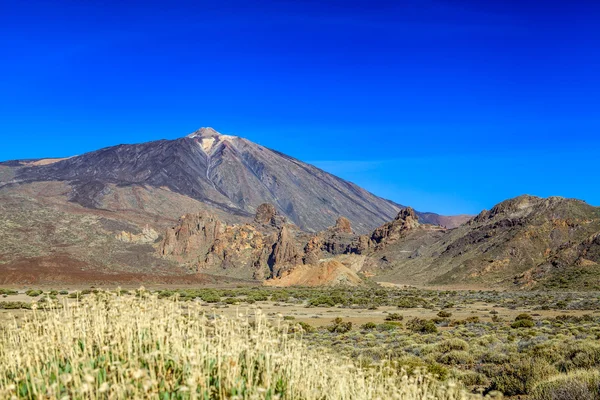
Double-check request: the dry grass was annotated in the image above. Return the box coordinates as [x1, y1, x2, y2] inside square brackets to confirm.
[0, 289, 483, 399]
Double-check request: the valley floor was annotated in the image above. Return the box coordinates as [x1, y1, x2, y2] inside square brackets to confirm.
[2, 286, 600, 398]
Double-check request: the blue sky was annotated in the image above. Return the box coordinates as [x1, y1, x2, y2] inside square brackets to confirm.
[1, 0, 599, 215]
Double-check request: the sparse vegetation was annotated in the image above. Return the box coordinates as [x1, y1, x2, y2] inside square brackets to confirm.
[0, 290, 476, 399]
[3, 286, 600, 398]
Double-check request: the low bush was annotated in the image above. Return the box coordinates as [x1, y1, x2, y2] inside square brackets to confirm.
[385, 313, 404, 321]
[532, 370, 600, 400]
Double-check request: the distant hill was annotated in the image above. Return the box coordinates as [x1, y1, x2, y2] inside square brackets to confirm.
[365, 195, 600, 289]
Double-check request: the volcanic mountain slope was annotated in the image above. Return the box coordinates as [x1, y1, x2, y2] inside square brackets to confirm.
[366, 195, 600, 289]
[2, 127, 463, 234]
[0, 127, 467, 284]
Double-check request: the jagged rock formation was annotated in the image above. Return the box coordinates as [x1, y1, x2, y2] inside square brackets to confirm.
[268, 226, 303, 277]
[159, 212, 223, 259]
[254, 203, 277, 225]
[349, 207, 424, 254]
[158, 203, 369, 285]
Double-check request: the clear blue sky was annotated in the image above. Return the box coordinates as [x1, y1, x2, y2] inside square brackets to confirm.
[1, 0, 599, 215]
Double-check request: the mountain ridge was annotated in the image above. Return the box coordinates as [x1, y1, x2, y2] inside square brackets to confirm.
[2, 127, 467, 233]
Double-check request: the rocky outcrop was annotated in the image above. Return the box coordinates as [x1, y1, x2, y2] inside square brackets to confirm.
[254, 203, 277, 224]
[348, 207, 421, 253]
[333, 217, 353, 234]
[160, 212, 223, 259]
[268, 226, 303, 277]
[371, 207, 420, 246]
[159, 208, 369, 284]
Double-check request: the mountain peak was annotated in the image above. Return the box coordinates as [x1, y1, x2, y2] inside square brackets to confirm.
[187, 127, 221, 138]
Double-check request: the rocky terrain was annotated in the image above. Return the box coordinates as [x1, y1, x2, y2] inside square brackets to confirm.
[2, 128, 598, 290]
[156, 195, 600, 290]
[366, 195, 600, 289]
[0, 127, 467, 285]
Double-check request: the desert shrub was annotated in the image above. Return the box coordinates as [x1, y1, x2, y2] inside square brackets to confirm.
[0, 289, 17, 296]
[309, 296, 337, 307]
[270, 291, 290, 302]
[437, 350, 475, 366]
[532, 370, 600, 400]
[437, 310, 452, 318]
[515, 313, 533, 321]
[512, 319, 535, 328]
[247, 292, 269, 302]
[396, 297, 427, 308]
[25, 289, 43, 297]
[200, 291, 221, 303]
[290, 321, 316, 334]
[283, 315, 295, 321]
[437, 338, 469, 353]
[377, 322, 401, 331]
[361, 322, 377, 330]
[0, 301, 31, 310]
[224, 297, 239, 305]
[481, 351, 510, 364]
[157, 290, 175, 299]
[59, 290, 69, 295]
[455, 370, 489, 387]
[385, 313, 404, 321]
[392, 356, 449, 381]
[328, 318, 352, 333]
[407, 318, 438, 334]
[486, 357, 556, 396]
[558, 342, 600, 371]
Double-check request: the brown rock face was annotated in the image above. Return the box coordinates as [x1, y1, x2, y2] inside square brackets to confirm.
[369, 207, 420, 249]
[333, 217, 352, 234]
[303, 235, 324, 265]
[254, 203, 277, 225]
[160, 212, 222, 258]
[269, 226, 303, 277]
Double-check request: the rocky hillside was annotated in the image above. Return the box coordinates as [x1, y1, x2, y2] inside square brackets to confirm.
[366, 195, 600, 289]
[156, 195, 600, 290]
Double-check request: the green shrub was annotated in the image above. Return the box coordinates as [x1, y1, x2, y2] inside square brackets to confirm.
[407, 318, 438, 334]
[309, 296, 336, 307]
[25, 290, 43, 297]
[291, 321, 316, 334]
[437, 310, 452, 318]
[532, 370, 600, 400]
[559, 342, 600, 371]
[377, 322, 401, 331]
[486, 357, 556, 396]
[437, 338, 469, 353]
[384, 313, 404, 321]
[0, 301, 31, 310]
[360, 322, 377, 330]
[515, 313, 533, 321]
[437, 350, 474, 366]
[327, 318, 352, 333]
[512, 319, 535, 328]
